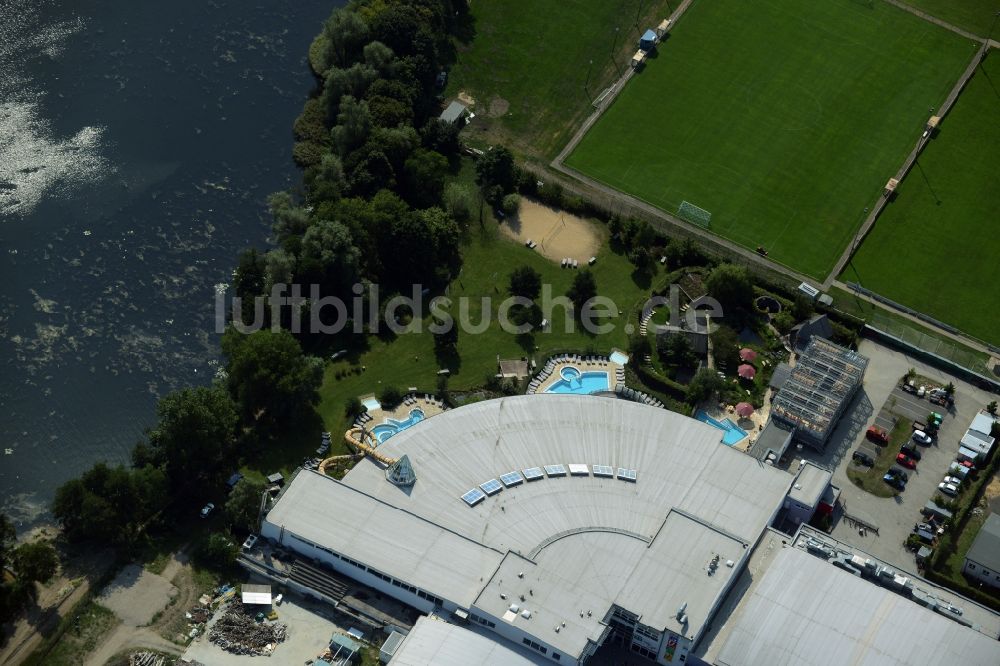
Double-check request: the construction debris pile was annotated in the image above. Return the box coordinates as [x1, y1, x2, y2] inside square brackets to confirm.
[129, 652, 172, 666]
[208, 602, 288, 656]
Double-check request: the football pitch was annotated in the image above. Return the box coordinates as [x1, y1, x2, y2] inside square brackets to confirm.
[564, 0, 977, 279]
[846, 52, 1000, 346]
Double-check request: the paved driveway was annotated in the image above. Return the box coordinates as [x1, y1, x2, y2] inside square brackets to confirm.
[797, 339, 996, 570]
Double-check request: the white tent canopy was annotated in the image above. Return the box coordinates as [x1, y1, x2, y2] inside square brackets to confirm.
[241, 583, 272, 605]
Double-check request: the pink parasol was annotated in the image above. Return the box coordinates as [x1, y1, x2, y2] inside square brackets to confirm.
[739, 348, 758, 362]
[738, 364, 757, 380]
[735, 402, 755, 418]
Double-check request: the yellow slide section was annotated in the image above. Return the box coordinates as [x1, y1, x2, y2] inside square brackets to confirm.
[342, 426, 397, 466]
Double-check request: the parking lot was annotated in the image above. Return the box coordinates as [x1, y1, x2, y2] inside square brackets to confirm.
[795, 339, 996, 571]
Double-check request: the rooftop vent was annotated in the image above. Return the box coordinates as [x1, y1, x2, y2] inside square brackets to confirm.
[676, 602, 687, 621]
[518, 572, 524, 578]
[521, 610, 531, 619]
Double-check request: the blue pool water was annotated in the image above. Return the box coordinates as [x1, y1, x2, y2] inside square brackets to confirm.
[695, 411, 749, 447]
[371, 409, 426, 444]
[545, 366, 610, 395]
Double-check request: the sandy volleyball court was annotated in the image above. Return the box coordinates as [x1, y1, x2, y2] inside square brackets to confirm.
[500, 198, 603, 263]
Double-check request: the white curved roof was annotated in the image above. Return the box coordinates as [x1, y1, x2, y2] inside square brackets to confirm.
[264, 395, 794, 657]
[347, 395, 790, 548]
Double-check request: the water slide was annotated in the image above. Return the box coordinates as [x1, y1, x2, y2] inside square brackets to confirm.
[340, 426, 397, 467]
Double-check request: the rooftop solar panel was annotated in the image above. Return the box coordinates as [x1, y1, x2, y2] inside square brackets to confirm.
[462, 488, 485, 506]
[480, 479, 503, 495]
[592, 465, 614, 477]
[543, 464, 567, 477]
[568, 464, 590, 476]
[522, 467, 544, 481]
[500, 471, 524, 487]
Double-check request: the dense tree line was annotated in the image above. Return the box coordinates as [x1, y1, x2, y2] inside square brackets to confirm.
[234, 0, 475, 340]
[51, 330, 321, 551]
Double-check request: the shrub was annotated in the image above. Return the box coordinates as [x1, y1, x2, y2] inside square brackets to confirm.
[378, 386, 403, 408]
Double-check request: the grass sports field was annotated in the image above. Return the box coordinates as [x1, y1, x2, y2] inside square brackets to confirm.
[565, 0, 976, 279]
[846, 53, 1000, 346]
[447, 0, 675, 159]
[902, 0, 1000, 37]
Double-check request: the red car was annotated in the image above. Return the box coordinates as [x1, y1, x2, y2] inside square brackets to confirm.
[896, 453, 917, 469]
[866, 426, 889, 445]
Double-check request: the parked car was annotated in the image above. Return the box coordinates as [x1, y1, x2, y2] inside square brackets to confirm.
[866, 426, 890, 445]
[896, 453, 917, 469]
[899, 445, 922, 460]
[955, 458, 974, 469]
[888, 466, 909, 482]
[912, 430, 933, 445]
[929, 412, 944, 425]
[937, 482, 958, 496]
[852, 448, 875, 466]
[200, 502, 215, 518]
[917, 385, 926, 397]
[929, 394, 950, 406]
[901, 382, 916, 394]
[942, 475, 963, 486]
[883, 474, 906, 491]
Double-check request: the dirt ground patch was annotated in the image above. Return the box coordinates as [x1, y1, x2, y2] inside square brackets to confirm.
[487, 96, 509, 117]
[457, 90, 476, 106]
[984, 472, 1000, 513]
[98, 565, 178, 628]
[500, 198, 603, 263]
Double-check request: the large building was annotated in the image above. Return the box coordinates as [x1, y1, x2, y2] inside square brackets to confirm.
[770, 337, 868, 449]
[260, 395, 796, 664]
[255, 395, 999, 665]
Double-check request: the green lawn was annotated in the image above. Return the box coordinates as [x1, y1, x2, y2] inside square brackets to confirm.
[846, 416, 910, 497]
[448, 0, 676, 159]
[902, 0, 1000, 37]
[846, 52, 1000, 346]
[565, 0, 976, 279]
[315, 217, 655, 437]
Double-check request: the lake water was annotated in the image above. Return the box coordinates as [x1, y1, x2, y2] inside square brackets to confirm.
[0, 0, 334, 529]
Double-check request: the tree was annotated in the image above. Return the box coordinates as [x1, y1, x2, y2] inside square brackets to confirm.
[402, 148, 448, 208]
[792, 294, 814, 322]
[52, 463, 168, 548]
[509, 266, 542, 301]
[687, 368, 725, 403]
[12, 541, 58, 584]
[710, 325, 740, 372]
[628, 335, 652, 361]
[300, 218, 361, 298]
[268, 191, 311, 244]
[432, 315, 458, 355]
[443, 182, 474, 224]
[421, 118, 460, 157]
[331, 96, 372, 155]
[307, 153, 346, 203]
[379, 385, 403, 408]
[987, 401, 997, 416]
[345, 396, 366, 419]
[475, 146, 517, 203]
[944, 382, 956, 397]
[140, 386, 238, 501]
[362, 41, 396, 76]
[0, 513, 14, 572]
[222, 329, 324, 434]
[194, 532, 237, 568]
[659, 332, 696, 369]
[567, 270, 598, 311]
[500, 193, 520, 216]
[321, 9, 370, 71]
[706, 263, 754, 314]
[225, 479, 266, 534]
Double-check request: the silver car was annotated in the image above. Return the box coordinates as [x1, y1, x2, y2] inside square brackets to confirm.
[937, 482, 958, 497]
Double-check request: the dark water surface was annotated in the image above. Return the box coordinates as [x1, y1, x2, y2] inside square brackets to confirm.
[0, 0, 333, 528]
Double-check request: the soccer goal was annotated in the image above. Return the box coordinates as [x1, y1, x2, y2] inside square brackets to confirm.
[677, 201, 712, 228]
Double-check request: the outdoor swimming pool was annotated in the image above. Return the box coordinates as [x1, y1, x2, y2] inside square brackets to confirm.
[695, 411, 749, 447]
[545, 366, 610, 395]
[371, 408, 426, 444]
